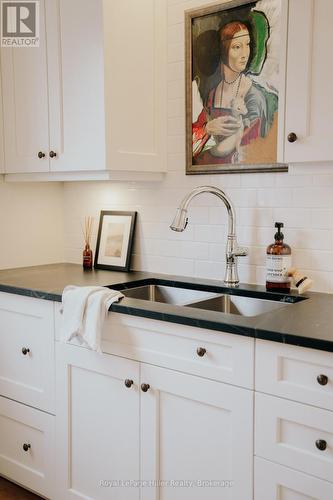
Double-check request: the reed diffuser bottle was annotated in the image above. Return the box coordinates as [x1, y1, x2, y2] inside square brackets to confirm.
[82, 216, 93, 270]
[266, 222, 292, 292]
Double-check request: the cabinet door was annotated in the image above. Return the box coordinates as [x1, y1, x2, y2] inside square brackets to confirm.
[56, 343, 140, 500]
[0, 52, 4, 173]
[47, 0, 106, 172]
[1, 0, 50, 173]
[140, 363, 253, 500]
[255, 457, 333, 500]
[285, 0, 333, 162]
[103, 0, 167, 172]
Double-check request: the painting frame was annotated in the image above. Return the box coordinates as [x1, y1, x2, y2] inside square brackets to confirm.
[185, 0, 288, 175]
[94, 211, 137, 272]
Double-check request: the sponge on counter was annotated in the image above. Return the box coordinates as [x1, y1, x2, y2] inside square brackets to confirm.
[288, 268, 313, 294]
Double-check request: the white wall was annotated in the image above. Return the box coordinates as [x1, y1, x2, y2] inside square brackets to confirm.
[0, 181, 64, 269]
[61, 0, 333, 293]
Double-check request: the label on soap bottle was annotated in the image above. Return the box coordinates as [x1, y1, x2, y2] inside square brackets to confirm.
[266, 255, 291, 283]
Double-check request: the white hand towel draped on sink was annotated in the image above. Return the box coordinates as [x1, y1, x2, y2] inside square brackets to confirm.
[61, 285, 124, 352]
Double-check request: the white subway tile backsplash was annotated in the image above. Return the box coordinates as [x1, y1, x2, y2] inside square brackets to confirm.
[167, 61, 183, 81]
[61, 0, 333, 293]
[168, 116, 185, 136]
[167, 135, 185, 153]
[194, 225, 225, 244]
[292, 188, 333, 208]
[292, 249, 333, 272]
[168, 98, 184, 118]
[194, 260, 224, 281]
[167, 80, 184, 99]
[257, 188, 293, 208]
[168, 42, 184, 63]
[241, 173, 276, 188]
[167, 152, 186, 171]
[237, 208, 273, 227]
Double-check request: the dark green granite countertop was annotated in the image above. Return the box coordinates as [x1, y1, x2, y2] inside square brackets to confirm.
[0, 263, 332, 353]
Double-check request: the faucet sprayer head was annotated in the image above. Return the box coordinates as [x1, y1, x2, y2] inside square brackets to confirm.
[170, 208, 188, 232]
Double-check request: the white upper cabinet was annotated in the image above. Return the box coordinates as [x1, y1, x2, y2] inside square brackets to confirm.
[0, 52, 4, 174]
[1, 0, 167, 178]
[48, 0, 106, 173]
[284, 0, 333, 162]
[1, 0, 50, 173]
[103, 0, 167, 172]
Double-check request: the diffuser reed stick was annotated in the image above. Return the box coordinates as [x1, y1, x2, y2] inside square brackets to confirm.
[82, 216, 94, 269]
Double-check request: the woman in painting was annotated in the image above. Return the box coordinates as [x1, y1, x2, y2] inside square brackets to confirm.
[192, 17, 278, 165]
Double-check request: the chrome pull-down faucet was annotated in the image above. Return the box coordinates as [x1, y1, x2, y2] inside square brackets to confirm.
[170, 186, 248, 286]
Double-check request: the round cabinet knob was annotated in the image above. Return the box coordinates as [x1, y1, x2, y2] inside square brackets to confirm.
[315, 439, 327, 451]
[23, 443, 31, 452]
[21, 347, 30, 356]
[141, 383, 150, 393]
[196, 347, 206, 357]
[49, 151, 57, 158]
[38, 151, 45, 158]
[287, 132, 297, 143]
[317, 374, 328, 386]
[124, 379, 133, 388]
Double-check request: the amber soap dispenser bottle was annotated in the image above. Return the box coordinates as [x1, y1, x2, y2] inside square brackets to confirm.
[266, 222, 292, 292]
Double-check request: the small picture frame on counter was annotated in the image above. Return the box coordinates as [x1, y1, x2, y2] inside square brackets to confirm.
[94, 211, 137, 272]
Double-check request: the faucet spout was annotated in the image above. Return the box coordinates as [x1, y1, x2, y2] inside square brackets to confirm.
[170, 186, 248, 286]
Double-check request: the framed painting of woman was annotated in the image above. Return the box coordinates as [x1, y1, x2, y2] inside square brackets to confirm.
[185, 0, 288, 174]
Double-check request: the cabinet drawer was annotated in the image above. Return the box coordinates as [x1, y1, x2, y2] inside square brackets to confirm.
[101, 313, 254, 388]
[0, 292, 55, 413]
[256, 339, 333, 410]
[0, 395, 55, 498]
[255, 456, 333, 499]
[255, 393, 333, 482]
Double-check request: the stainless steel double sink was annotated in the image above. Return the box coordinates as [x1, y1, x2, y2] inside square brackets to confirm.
[120, 283, 305, 317]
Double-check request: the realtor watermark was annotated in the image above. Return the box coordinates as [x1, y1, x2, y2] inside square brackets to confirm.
[1, 1, 39, 47]
[99, 479, 234, 488]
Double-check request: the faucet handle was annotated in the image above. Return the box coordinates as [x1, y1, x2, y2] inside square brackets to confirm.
[233, 247, 248, 257]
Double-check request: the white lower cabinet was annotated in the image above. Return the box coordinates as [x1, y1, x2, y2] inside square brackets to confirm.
[255, 339, 333, 499]
[140, 363, 253, 500]
[56, 343, 140, 500]
[0, 292, 56, 498]
[56, 341, 253, 500]
[255, 457, 333, 500]
[0, 395, 55, 498]
[0, 292, 55, 414]
[255, 393, 333, 482]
